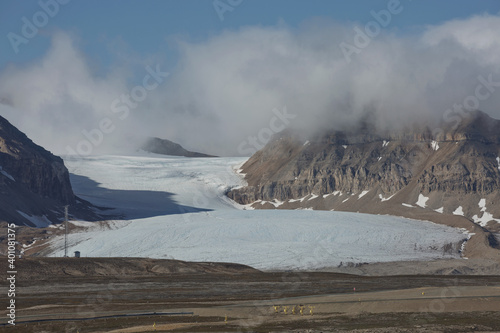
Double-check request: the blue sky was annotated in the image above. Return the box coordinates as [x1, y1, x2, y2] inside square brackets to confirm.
[1, 0, 500, 70]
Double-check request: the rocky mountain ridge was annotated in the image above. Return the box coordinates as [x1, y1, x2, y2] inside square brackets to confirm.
[0, 116, 98, 226]
[141, 137, 217, 157]
[228, 111, 500, 233]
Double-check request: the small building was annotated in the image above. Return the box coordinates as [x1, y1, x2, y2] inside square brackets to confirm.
[74, 251, 80, 258]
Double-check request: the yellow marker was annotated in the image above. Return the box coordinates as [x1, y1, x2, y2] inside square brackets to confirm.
[283, 306, 289, 314]
[422, 292, 425, 295]
[308, 305, 315, 315]
[225, 314, 228, 323]
[292, 306, 296, 315]
[299, 305, 305, 315]
[273, 305, 280, 313]
[153, 322, 156, 330]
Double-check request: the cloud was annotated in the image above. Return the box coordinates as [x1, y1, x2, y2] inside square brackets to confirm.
[0, 31, 131, 154]
[1, 14, 500, 157]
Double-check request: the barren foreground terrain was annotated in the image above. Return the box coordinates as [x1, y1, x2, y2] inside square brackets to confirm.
[1, 257, 500, 332]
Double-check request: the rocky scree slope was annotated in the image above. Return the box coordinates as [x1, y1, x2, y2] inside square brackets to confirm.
[228, 111, 500, 233]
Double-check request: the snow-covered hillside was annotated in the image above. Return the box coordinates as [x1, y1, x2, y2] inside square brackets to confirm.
[46, 154, 470, 270]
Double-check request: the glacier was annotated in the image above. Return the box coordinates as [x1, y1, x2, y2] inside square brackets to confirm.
[45, 154, 469, 270]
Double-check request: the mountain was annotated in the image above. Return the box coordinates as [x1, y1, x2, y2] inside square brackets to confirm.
[0, 116, 97, 226]
[141, 137, 217, 157]
[228, 111, 500, 234]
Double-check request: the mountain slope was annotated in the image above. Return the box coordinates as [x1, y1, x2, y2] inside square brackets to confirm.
[141, 137, 217, 157]
[0, 116, 97, 226]
[227, 111, 500, 233]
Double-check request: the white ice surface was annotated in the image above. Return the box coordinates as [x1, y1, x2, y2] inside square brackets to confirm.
[46, 155, 470, 270]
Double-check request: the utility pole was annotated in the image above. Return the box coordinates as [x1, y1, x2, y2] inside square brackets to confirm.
[64, 205, 69, 257]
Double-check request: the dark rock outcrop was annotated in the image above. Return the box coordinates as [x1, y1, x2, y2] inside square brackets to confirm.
[0, 116, 91, 226]
[141, 137, 217, 157]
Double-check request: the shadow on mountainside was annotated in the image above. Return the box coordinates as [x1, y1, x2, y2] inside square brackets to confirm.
[70, 174, 212, 221]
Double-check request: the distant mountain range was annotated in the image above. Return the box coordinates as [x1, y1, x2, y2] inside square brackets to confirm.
[3, 109, 500, 235]
[228, 111, 500, 235]
[141, 137, 217, 157]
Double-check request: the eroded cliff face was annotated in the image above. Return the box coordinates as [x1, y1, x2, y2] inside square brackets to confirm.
[228, 111, 500, 231]
[0, 116, 76, 226]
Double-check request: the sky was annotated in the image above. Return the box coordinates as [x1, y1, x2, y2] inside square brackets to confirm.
[1, 0, 500, 156]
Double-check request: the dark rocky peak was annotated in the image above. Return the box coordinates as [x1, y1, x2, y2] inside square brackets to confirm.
[141, 137, 217, 158]
[443, 110, 500, 144]
[0, 115, 97, 226]
[0, 116, 75, 205]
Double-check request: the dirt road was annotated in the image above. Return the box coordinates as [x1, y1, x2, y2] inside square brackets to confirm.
[1, 257, 500, 332]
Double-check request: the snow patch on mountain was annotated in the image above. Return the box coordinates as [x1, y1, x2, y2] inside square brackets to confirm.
[472, 212, 500, 227]
[453, 206, 464, 216]
[416, 194, 429, 208]
[270, 199, 284, 207]
[479, 198, 487, 212]
[358, 190, 370, 199]
[379, 194, 395, 202]
[472, 199, 500, 226]
[0, 166, 15, 181]
[17, 211, 51, 227]
[290, 195, 308, 203]
[308, 194, 319, 201]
